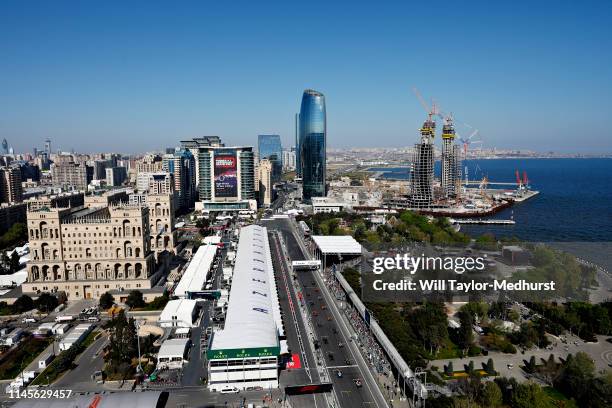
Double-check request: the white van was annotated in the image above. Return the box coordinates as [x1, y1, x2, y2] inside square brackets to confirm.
[220, 386, 239, 394]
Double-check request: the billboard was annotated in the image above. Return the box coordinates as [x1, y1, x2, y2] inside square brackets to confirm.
[214, 150, 238, 198]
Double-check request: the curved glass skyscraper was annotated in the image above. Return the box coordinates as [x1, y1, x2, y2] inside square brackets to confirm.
[299, 89, 326, 200]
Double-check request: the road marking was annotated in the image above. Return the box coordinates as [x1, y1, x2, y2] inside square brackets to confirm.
[326, 365, 358, 369]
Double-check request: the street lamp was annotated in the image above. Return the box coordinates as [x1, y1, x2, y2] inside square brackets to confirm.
[135, 320, 143, 374]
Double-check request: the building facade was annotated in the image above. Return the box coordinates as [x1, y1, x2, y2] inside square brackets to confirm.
[51, 155, 92, 190]
[0, 166, 23, 203]
[257, 134, 282, 183]
[162, 150, 196, 211]
[23, 204, 158, 299]
[181, 142, 256, 212]
[105, 166, 127, 187]
[282, 148, 296, 171]
[136, 172, 174, 195]
[129, 193, 177, 256]
[136, 154, 163, 173]
[440, 118, 461, 199]
[410, 116, 435, 208]
[298, 89, 327, 200]
[257, 159, 272, 207]
[180, 136, 224, 188]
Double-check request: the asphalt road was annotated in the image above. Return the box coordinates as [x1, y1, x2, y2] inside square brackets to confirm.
[268, 230, 327, 408]
[263, 218, 386, 408]
[54, 333, 107, 390]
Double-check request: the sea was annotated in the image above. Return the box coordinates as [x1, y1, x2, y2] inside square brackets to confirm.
[370, 158, 612, 270]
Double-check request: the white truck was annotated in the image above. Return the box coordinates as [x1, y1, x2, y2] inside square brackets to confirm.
[55, 315, 74, 323]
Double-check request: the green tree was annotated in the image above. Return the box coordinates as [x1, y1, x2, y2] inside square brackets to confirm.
[457, 310, 474, 353]
[99, 292, 115, 310]
[9, 252, 20, 273]
[0, 223, 27, 249]
[13, 294, 34, 313]
[445, 361, 454, 376]
[125, 290, 145, 309]
[554, 351, 595, 404]
[104, 311, 138, 378]
[479, 381, 502, 407]
[510, 382, 551, 408]
[34, 292, 58, 313]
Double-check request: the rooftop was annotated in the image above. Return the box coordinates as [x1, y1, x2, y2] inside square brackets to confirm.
[158, 337, 190, 357]
[311, 235, 362, 255]
[208, 225, 281, 357]
[173, 244, 218, 297]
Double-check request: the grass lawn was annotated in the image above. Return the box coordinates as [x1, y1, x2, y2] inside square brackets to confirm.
[0, 337, 53, 380]
[543, 387, 579, 408]
[434, 338, 462, 360]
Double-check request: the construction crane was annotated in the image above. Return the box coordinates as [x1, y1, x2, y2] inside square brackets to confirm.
[459, 128, 482, 157]
[412, 87, 440, 121]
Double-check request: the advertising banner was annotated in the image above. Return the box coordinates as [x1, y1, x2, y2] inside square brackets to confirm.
[214, 150, 238, 197]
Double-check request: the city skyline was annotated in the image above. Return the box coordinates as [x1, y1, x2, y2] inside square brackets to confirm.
[1, 1, 612, 154]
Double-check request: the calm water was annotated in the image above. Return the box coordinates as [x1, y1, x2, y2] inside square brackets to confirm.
[371, 158, 612, 242]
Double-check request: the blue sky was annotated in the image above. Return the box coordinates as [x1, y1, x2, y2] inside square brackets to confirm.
[1, 1, 611, 154]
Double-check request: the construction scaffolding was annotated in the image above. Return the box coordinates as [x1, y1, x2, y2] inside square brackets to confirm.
[441, 117, 462, 199]
[409, 117, 435, 208]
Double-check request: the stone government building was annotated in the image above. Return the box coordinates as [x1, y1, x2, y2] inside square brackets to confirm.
[23, 200, 167, 300]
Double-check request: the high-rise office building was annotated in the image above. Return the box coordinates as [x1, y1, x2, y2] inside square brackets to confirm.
[257, 135, 282, 183]
[91, 160, 109, 181]
[257, 159, 273, 207]
[294, 113, 301, 176]
[410, 116, 436, 208]
[181, 138, 256, 212]
[440, 118, 461, 198]
[0, 166, 23, 203]
[105, 166, 128, 187]
[162, 150, 196, 211]
[299, 89, 327, 200]
[180, 136, 224, 188]
[51, 155, 93, 190]
[282, 148, 296, 171]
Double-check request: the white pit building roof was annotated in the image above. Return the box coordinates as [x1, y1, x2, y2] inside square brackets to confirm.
[174, 243, 218, 298]
[158, 338, 190, 358]
[311, 235, 362, 255]
[208, 225, 282, 360]
[159, 299, 198, 328]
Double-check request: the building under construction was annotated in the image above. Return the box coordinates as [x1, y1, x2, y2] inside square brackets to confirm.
[409, 116, 435, 208]
[440, 117, 462, 198]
